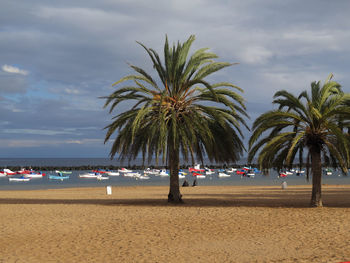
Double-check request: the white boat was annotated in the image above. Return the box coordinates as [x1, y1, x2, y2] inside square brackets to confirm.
[48, 174, 70, 180]
[107, 171, 120, 176]
[55, 170, 72, 174]
[97, 175, 109, 180]
[295, 170, 305, 176]
[144, 168, 160, 175]
[246, 173, 255, 178]
[159, 170, 169, 177]
[79, 173, 100, 178]
[123, 172, 141, 177]
[118, 168, 133, 173]
[137, 175, 150, 180]
[218, 172, 230, 178]
[226, 168, 237, 173]
[325, 168, 332, 175]
[204, 167, 215, 175]
[24, 173, 44, 178]
[9, 177, 31, 182]
[3, 169, 16, 176]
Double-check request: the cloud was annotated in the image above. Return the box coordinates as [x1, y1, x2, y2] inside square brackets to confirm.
[2, 129, 81, 136]
[239, 46, 273, 65]
[2, 64, 29, 75]
[0, 138, 102, 148]
[0, 0, 350, 158]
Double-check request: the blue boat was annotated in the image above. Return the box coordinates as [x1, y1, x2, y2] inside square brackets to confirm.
[48, 173, 70, 180]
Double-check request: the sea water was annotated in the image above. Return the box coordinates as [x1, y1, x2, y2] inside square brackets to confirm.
[0, 158, 349, 190]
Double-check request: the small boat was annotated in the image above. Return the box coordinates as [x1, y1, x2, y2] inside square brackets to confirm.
[96, 174, 109, 180]
[295, 170, 305, 176]
[24, 172, 45, 178]
[143, 168, 160, 175]
[9, 176, 31, 182]
[79, 173, 100, 178]
[92, 169, 119, 176]
[123, 172, 141, 177]
[189, 167, 205, 173]
[279, 173, 287, 178]
[55, 170, 72, 174]
[158, 170, 169, 177]
[49, 174, 70, 180]
[226, 168, 237, 173]
[246, 173, 255, 178]
[253, 168, 261, 174]
[17, 168, 34, 175]
[204, 167, 215, 175]
[325, 168, 332, 176]
[179, 172, 186, 179]
[2, 169, 16, 176]
[107, 171, 119, 176]
[118, 168, 133, 173]
[218, 172, 230, 178]
[137, 175, 150, 180]
[192, 172, 206, 179]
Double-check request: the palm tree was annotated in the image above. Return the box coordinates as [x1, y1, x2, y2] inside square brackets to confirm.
[248, 74, 350, 207]
[102, 35, 248, 203]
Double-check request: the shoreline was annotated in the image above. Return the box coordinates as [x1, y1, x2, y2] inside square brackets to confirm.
[1, 185, 349, 262]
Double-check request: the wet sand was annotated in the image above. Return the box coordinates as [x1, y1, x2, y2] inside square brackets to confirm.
[0, 185, 349, 262]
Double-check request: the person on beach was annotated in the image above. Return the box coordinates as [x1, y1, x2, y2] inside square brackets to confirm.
[192, 179, 197, 187]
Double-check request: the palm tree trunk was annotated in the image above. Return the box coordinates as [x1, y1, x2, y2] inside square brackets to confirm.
[167, 141, 182, 203]
[310, 148, 323, 207]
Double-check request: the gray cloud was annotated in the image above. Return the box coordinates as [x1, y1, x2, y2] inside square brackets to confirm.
[0, 0, 349, 157]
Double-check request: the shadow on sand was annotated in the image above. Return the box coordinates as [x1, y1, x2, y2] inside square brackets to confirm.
[0, 187, 349, 208]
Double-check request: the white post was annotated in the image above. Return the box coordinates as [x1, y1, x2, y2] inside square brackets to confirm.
[106, 186, 112, 195]
[282, 181, 287, 190]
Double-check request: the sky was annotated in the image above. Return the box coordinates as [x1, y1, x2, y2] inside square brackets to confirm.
[1, 0, 350, 158]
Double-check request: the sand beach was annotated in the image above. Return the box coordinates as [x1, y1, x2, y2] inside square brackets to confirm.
[0, 185, 349, 262]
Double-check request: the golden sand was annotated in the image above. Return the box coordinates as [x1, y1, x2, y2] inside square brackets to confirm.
[0, 185, 349, 262]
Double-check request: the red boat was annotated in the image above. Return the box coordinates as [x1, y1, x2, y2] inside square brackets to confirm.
[189, 167, 205, 173]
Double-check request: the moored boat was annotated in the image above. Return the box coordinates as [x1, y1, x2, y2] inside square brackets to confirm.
[143, 168, 160, 175]
[2, 169, 16, 176]
[79, 173, 100, 178]
[123, 172, 141, 177]
[49, 174, 70, 180]
[137, 175, 150, 180]
[218, 172, 230, 178]
[23, 172, 45, 178]
[158, 170, 169, 177]
[55, 170, 72, 174]
[192, 172, 206, 179]
[107, 171, 120, 176]
[9, 176, 31, 182]
[118, 168, 132, 173]
[205, 167, 215, 175]
[226, 168, 237, 173]
[96, 174, 109, 180]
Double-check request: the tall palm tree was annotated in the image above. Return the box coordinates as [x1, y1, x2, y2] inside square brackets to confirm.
[102, 35, 248, 203]
[248, 74, 350, 207]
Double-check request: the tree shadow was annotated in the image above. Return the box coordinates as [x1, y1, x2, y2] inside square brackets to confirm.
[0, 188, 349, 208]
